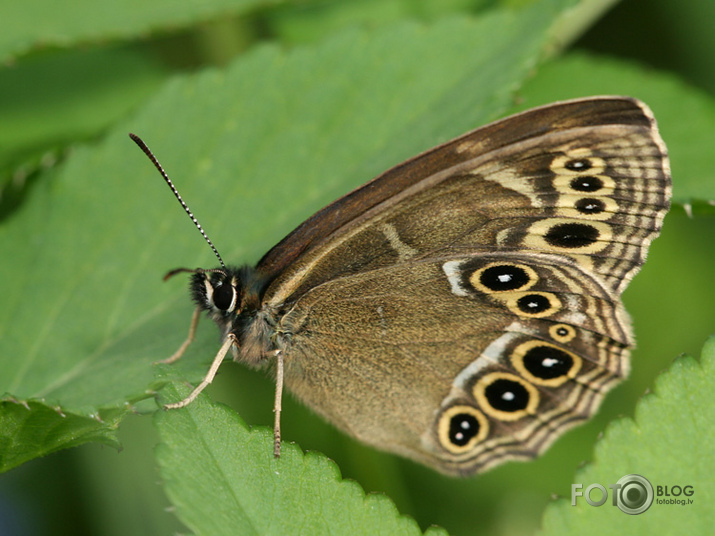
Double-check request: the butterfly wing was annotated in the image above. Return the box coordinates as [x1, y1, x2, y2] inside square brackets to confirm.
[258, 96, 669, 299]
[260, 97, 670, 475]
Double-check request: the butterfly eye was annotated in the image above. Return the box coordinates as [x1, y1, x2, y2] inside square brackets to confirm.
[212, 281, 236, 311]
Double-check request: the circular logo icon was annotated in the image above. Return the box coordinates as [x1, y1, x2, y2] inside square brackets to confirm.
[615, 474, 654, 515]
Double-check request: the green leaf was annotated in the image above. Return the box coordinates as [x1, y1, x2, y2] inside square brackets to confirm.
[515, 52, 715, 208]
[0, 47, 167, 186]
[0, 399, 122, 472]
[263, 0, 619, 49]
[265, 0, 493, 44]
[541, 337, 715, 534]
[0, 0, 586, 472]
[0, 0, 272, 63]
[155, 382, 447, 536]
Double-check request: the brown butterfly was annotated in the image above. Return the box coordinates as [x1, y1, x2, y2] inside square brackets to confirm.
[131, 96, 670, 476]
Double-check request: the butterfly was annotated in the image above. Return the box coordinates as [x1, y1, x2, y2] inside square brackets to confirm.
[131, 96, 670, 475]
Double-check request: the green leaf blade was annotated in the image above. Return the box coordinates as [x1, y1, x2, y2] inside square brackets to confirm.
[541, 337, 715, 534]
[155, 384, 442, 536]
[0, 0, 271, 63]
[0, 400, 122, 472]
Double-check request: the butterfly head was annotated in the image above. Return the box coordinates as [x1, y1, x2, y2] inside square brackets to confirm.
[192, 269, 241, 317]
[177, 264, 260, 318]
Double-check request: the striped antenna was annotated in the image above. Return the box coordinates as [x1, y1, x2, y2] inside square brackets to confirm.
[129, 133, 226, 270]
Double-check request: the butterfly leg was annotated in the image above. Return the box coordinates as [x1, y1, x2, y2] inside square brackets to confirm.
[156, 306, 202, 365]
[273, 349, 285, 458]
[164, 332, 237, 410]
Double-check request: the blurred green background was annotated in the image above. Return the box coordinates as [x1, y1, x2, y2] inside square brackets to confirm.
[1, 0, 713, 535]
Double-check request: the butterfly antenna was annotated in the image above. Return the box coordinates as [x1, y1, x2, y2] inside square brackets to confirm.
[129, 133, 226, 270]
